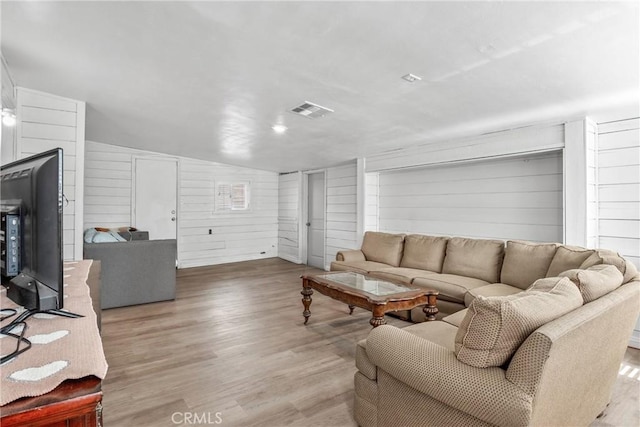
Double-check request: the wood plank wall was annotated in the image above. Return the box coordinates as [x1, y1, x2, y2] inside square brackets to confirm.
[376, 152, 563, 242]
[325, 162, 359, 267]
[597, 118, 640, 268]
[278, 172, 301, 263]
[1, 56, 16, 164]
[599, 117, 640, 349]
[84, 141, 278, 268]
[586, 120, 598, 248]
[366, 123, 564, 172]
[277, 162, 359, 268]
[365, 172, 379, 232]
[16, 88, 85, 260]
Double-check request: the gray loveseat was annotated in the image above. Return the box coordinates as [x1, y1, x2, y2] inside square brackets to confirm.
[84, 239, 177, 309]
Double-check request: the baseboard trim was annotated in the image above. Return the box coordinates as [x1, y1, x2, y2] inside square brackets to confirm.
[629, 331, 640, 349]
[278, 254, 302, 264]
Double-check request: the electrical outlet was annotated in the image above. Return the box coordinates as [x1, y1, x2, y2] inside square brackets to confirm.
[208, 229, 212, 234]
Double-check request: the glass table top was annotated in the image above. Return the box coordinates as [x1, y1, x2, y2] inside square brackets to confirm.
[315, 272, 420, 296]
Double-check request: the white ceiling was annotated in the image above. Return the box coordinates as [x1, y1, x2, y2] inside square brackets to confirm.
[2, 1, 639, 173]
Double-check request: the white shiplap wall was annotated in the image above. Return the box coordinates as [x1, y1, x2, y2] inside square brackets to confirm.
[84, 141, 278, 268]
[180, 158, 278, 267]
[325, 162, 359, 267]
[16, 88, 85, 261]
[564, 119, 599, 247]
[599, 118, 640, 350]
[377, 152, 563, 242]
[597, 118, 640, 267]
[365, 172, 379, 232]
[278, 172, 302, 263]
[1, 56, 16, 164]
[586, 120, 598, 248]
[366, 123, 564, 172]
[84, 143, 132, 229]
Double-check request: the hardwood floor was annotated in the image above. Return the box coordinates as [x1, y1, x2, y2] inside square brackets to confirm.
[101, 258, 640, 427]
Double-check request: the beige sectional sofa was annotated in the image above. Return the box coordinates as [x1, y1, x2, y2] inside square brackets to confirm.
[331, 231, 638, 320]
[333, 232, 640, 426]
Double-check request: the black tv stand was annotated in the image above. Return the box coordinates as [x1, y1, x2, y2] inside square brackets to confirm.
[8, 308, 83, 327]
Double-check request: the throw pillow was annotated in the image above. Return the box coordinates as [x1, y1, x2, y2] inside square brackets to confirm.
[580, 249, 638, 284]
[83, 228, 97, 243]
[559, 264, 624, 303]
[454, 277, 583, 368]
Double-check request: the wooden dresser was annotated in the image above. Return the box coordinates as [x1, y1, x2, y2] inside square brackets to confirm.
[0, 377, 103, 426]
[0, 261, 105, 426]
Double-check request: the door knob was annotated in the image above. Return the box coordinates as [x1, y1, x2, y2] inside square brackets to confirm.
[171, 217, 176, 221]
[306, 222, 311, 226]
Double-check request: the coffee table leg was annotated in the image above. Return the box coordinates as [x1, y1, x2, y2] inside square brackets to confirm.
[370, 304, 386, 328]
[348, 305, 355, 315]
[301, 279, 313, 325]
[423, 292, 439, 321]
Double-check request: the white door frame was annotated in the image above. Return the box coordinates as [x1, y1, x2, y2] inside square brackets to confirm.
[301, 169, 327, 269]
[131, 155, 179, 240]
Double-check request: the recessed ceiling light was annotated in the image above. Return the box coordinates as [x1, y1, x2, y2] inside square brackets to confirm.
[1, 108, 16, 127]
[272, 124, 287, 133]
[401, 73, 422, 83]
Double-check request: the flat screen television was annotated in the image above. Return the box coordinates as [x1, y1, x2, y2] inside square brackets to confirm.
[0, 148, 67, 313]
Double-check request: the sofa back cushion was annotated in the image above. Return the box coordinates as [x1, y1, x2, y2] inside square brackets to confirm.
[546, 245, 594, 277]
[442, 237, 505, 283]
[559, 264, 624, 303]
[500, 240, 558, 290]
[361, 232, 405, 267]
[454, 276, 583, 368]
[400, 234, 449, 272]
[579, 249, 639, 284]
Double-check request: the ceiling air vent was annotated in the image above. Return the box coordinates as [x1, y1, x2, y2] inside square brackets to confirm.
[289, 101, 334, 119]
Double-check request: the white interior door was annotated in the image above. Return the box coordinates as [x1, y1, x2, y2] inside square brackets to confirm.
[133, 158, 178, 240]
[307, 172, 325, 269]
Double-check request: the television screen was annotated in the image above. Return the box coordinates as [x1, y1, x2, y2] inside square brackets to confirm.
[1, 148, 64, 311]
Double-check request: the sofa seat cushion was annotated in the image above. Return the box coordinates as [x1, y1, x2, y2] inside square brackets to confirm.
[401, 320, 458, 352]
[400, 234, 449, 273]
[412, 274, 490, 304]
[330, 260, 394, 274]
[546, 245, 594, 277]
[361, 231, 405, 267]
[442, 309, 468, 328]
[580, 249, 639, 284]
[368, 267, 436, 285]
[560, 264, 624, 303]
[454, 277, 583, 368]
[500, 240, 558, 290]
[464, 283, 523, 307]
[442, 237, 505, 283]
[410, 300, 465, 322]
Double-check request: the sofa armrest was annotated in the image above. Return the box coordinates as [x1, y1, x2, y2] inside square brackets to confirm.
[366, 325, 533, 427]
[336, 249, 366, 262]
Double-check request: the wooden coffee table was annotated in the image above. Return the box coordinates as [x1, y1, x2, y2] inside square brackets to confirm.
[301, 271, 438, 327]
